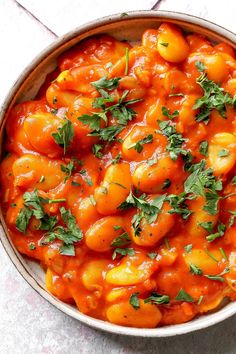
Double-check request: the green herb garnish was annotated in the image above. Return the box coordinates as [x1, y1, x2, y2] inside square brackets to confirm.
[52, 118, 74, 154]
[175, 289, 194, 302]
[144, 292, 170, 304]
[128, 134, 153, 153]
[199, 141, 208, 156]
[129, 292, 140, 309]
[112, 247, 135, 260]
[61, 161, 75, 182]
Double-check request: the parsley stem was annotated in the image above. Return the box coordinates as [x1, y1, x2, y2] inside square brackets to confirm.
[219, 247, 228, 261]
[197, 295, 204, 305]
[221, 192, 236, 200]
[125, 48, 129, 75]
[48, 198, 66, 204]
[205, 248, 218, 263]
[164, 237, 170, 250]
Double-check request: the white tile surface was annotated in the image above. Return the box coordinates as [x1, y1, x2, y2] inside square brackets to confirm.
[0, 0, 55, 105]
[158, 0, 236, 32]
[17, 0, 158, 36]
[1, 0, 236, 353]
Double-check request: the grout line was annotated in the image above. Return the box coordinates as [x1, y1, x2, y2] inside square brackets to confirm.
[13, 0, 58, 38]
[151, 0, 163, 10]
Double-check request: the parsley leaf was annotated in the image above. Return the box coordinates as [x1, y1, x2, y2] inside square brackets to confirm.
[218, 148, 229, 157]
[199, 221, 213, 233]
[16, 208, 33, 234]
[91, 76, 120, 91]
[111, 152, 122, 165]
[162, 106, 179, 120]
[112, 247, 135, 260]
[128, 134, 153, 153]
[175, 289, 194, 302]
[79, 77, 142, 143]
[206, 223, 226, 242]
[16, 190, 58, 233]
[160, 42, 169, 47]
[184, 244, 192, 253]
[205, 275, 225, 282]
[228, 210, 236, 227]
[61, 161, 75, 182]
[166, 192, 193, 220]
[162, 178, 171, 189]
[78, 113, 104, 131]
[193, 72, 236, 124]
[144, 292, 170, 305]
[189, 264, 203, 275]
[195, 61, 205, 72]
[89, 125, 124, 142]
[119, 192, 166, 224]
[132, 212, 143, 237]
[52, 118, 74, 154]
[129, 292, 140, 310]
[199, 140, 208, 156]
[111, 232, 131, 247]
[41, 207, 83, 256]
[157, 121, 188, 160]
[92, 144, 103, 158]
[147, 252, 158, 260]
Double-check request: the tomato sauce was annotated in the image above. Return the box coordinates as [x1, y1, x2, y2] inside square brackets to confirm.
[1, 23, 236, 328]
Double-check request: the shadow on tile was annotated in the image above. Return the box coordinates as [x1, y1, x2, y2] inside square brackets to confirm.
[92, 315, 236, 354]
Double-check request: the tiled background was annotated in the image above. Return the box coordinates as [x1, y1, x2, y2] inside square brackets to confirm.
[0, 1, 236, 353]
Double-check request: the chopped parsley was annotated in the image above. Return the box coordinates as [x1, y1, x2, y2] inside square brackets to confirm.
[205, 274, 225, 282]
[125, 48, 129, 75]
[193, 72, 236, 124]
[218, 148, 229, 157]
[198, 295, 204, 305]
[162, 178, 171, 189]
[119, 192, 166, 235]
[91, 76, 120, 91]
[175, 288, 194, 302]
[129, 292, 140, 310]
[89, 125, 124, 142]
[16, 190, 58, 234]
[28, 243, 36, 250]
[61, 161, 75, 182]
[111, 152, 122, 165]
[184, 244, 192, 253]
[144, 292, 170, 304]
[205, 248, 219, 263]
[78, 79, 142, 143]
[148, 252, 158, 260]
[219, 247, 228, 260]
[195, 61, 205, 72]
[160, 42, 169, 47]
[228, 210, 236, 227]
[52, 118, 74, 154]
[206, 223, 226, 242]
[199, 140, 208, 156]
[41, 207, 83, 256]
[157, 121, 188, 160]
[199, 221, 213, 233]
[92, 144, 103, 158]
[128, 134, 153, 153]
[111, 232, 131, 247]
[189, 264, 203, 275]
[162, 106, 179, 120]
[112, 247, 135, 260]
